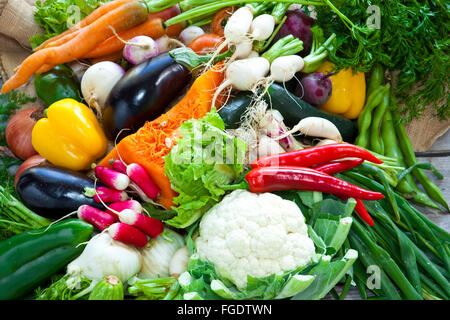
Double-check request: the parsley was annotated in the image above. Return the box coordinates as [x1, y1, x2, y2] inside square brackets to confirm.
[30, 0, 112, 48]
[315, 0, 449, 121]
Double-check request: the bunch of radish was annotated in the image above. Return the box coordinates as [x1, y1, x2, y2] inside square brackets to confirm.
[77, 161, 163, 248]
[209, 7, 307, 108]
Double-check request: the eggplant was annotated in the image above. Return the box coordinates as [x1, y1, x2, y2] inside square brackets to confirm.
[16, 165, 105, 219]
[102, 52, 192, 140]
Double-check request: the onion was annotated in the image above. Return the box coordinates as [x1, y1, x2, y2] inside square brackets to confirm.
[123, 36, 159, 65]
[6, 107, 43, 160]
[14, 154, 46, 186]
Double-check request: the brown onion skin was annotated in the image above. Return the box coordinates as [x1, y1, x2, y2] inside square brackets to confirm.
[6, 107, 43, 160]
[14, 154, 47, 186]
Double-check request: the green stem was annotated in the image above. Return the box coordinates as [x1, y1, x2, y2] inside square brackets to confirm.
[261, 35, 303, 63]
[165, 0, 326, 26]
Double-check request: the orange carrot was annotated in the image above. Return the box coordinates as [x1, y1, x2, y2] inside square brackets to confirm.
[83, 17, 165, 59]
[35, 0, 135, 51]
[166, 21, 186, 37]
[99, 64, 226, 209]
[1, 1, 148, 94]
[91, 50, 124, 64]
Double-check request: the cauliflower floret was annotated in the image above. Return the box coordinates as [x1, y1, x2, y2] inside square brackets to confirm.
[195, 189, 315, 290]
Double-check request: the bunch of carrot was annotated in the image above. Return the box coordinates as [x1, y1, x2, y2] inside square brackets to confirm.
[1, 0, 184, 94]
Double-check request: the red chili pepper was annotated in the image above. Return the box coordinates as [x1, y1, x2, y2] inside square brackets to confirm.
[313, 159, 364, 175]
[354, 199, 374, 226]
[245, 166, 385, 201]
[337, 195, 375, 226]
[251, 143, 383, 169]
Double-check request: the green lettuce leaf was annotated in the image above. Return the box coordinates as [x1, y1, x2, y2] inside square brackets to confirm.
[164, 109, 246, 229]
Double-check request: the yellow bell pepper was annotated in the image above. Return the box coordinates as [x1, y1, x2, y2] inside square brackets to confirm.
[32, 98, 108, 171]
[316, 61, 366, 119]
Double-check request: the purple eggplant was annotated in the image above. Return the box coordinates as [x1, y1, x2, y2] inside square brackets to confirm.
[273, 9, 314, 57]
[102, 52, 192, 140]
[16, 165, 105, 219]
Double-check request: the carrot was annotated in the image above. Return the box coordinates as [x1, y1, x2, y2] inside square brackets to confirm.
[91, 50, 124, 64]
[1, 1, 148, 94]
[166, 22, 186, 38]
[34, 0, 136, 51]
[98, 64, 226, 209]
[83, 17, 165, 59]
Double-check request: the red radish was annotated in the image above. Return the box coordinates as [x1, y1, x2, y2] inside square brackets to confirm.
[93, 165, 130, 190]
[77, 205, 117, 230]
[118, 209, 164, 238]
[106, 200, 143, 217]
[126, 163, 160, 200]
[128, 182, 152, 203]
[93, 186, 129, 203]
[108, 222, 148, 248]
[110, 159, 127, 174]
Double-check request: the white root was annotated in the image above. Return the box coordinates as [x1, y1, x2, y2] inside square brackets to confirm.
[276, 117, 343, 143]
[211, 57, 270, 109]
[249, 14, 276, 41]
[269, 55, 305, 83]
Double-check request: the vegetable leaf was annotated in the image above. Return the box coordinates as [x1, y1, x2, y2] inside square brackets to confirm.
[164, 109, 246, 229]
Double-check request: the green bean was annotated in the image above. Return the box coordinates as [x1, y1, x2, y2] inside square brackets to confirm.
[344, 171, 450, 270]
[355, 84, 390, 148]
[369, 90, 390, 154]
[348, 232, 402, 300]
[366, 63, 385, 97]
[351, 220, 423, 299]
[391, 96, 449, 212]
[352, 259, 370, 299]
[380, 108, 439, 209]
[420, 272, 449, 300]
[372, 213, 422, 294]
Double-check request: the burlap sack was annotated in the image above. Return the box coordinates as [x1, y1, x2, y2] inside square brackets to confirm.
[0, 0, 448, 150]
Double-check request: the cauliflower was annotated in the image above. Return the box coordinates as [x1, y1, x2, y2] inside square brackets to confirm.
[195, 189, 315, 290]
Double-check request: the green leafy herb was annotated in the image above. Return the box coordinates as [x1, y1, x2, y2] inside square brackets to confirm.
[30, 0, 112, 48]
[315, 0, 450, 120]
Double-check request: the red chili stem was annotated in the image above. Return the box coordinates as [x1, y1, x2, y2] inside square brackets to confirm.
[251, 143, 383, 169]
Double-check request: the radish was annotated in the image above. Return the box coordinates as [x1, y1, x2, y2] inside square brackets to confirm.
[93, 165, 130, 190]
[224, 7, 254, 44]
[110, 159, 127, 174]
[128, 182, 153, 203]
[296, 72, 333, 106]
[77, 205, 117, 230]
[117, 209, 164, 238]
[205, 7, 254, 68]
[106, 200, 143, 217]
[123, 36, 159, 65]
[108, 222, 149, 248]
[250, 14, 276, 41]
[211, 57, 270, 108]
[126, 163, 160, 200]
[81, 62, 125, 116]
[288, 117, 343, 143]
[270, 55, 305, 83]
[94, 186, 129, 203]
[179, 26, 205, 46]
